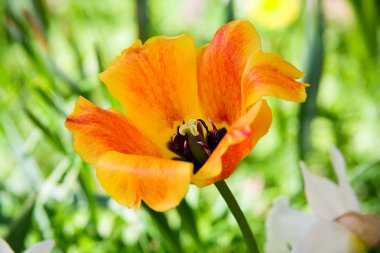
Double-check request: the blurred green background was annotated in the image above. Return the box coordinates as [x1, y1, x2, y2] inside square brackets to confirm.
[1, 0, 379, 252]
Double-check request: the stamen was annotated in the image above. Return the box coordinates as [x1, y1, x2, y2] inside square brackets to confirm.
[167, 118, 227, 174]
[197, 141, 207, 148]
[208, 118, 217, 131]
[197, 119, 209, 133]
[217, 128, 227, 142]
[184, 139, 188, 150]
[197, 142, 211, 156]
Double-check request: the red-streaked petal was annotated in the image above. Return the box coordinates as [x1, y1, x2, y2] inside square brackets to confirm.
[242, 51, 308, 108]
[65, 97, 164, 165]
[95, 151, 193, 212]
[192, 99, 272, 187]
[197, 20, 262, 125]
[99, 35, 201, 148]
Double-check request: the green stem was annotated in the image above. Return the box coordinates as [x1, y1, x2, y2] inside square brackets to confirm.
[215, 180, 260, 253]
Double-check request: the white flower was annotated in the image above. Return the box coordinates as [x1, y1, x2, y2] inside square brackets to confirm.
[0, 239, 54, 253]
[265, 146, 379, 253]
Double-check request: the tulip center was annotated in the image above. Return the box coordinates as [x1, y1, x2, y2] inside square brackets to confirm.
[167, 119, 227, 174]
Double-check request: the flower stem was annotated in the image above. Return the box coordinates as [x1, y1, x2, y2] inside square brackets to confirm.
[215, 180, 260, 253]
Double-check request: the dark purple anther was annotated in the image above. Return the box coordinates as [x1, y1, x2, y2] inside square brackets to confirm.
[183, 139, 188, 150]
[208, 118, 217, 131]
[197, 141, 207, 149]
[197, 141, 211, 156]
[198, 119, 209, 133]
[217, 128, 227, 142]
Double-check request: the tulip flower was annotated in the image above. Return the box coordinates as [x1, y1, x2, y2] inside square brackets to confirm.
[265, 147, 380, 253]
[65, 20, 307, 213]
[0, 239, 54, 253]
[65, 20, 307, 212]
[65, 20, 308, 252]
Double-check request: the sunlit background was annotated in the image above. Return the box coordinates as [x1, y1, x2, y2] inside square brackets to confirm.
[1, 0, 379, 252]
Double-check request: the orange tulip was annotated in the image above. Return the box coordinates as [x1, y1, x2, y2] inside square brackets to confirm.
[65, 20, 308, 212]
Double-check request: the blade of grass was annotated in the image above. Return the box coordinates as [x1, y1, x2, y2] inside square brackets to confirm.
[78, 163, 99, 234]
[1, 114, 43, 188]
[5, 194, 36, 252]
[298, 0, 324, 160]
[23, 105, 66, 153]
[95, 43, 105, 72]
[45, 56, 86, 96]
[6, 4, 86, 96]
[95, 44, 124, 109]
[22, 10, 48, 52]
[31, 0, 49, 36]
[4, 5, 35, 58]
[68, 34, 85, 79]
[295, 0, 325, 202]
[226, 0, 235, 22]
[143, 203, 182, 252]
[34, 86, 67, 117]
[349, 0, 378, 58]
[34, 157, 75, 239]
[5, 6, 80, 97]
[177, 199, 201, 244]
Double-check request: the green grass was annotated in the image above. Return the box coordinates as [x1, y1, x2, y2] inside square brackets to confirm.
[1, 0, 380, 252]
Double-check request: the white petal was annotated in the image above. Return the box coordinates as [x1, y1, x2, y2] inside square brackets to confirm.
[330, 146, 361, 212]
[265, 197, 316, 253]
[23, 240, 54, 253]
[293, 221, 354, 253]
[0, 239, 14, 253]
[301, 162, 348, 220]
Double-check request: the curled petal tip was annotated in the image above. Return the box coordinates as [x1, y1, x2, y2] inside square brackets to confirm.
[242, 51, 308, 107]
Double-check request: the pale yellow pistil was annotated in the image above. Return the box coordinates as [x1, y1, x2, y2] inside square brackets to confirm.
[178, 119, 208, 165]
[179, 119, 199, 136]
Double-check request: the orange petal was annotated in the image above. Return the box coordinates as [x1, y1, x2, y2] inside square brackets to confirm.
[95, 151, 193, 212]
[197, 20, 262, 125]
[192, 99, 272, 187]
[99, 35, 201, 148]
[65, 97, 163, 165]
[242, 51, 308, 108]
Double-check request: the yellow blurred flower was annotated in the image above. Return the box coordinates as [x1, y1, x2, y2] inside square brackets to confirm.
[248, 0, 301, 30]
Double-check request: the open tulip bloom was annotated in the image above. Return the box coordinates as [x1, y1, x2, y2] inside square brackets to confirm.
[266, 147, 380, 253]
[65, 20, 307, 251]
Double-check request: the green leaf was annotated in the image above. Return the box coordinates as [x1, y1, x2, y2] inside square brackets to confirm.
[95, 45, 124, 109]
[31, 0, 49, 37]
[78, 163, 98, 233]
[68, 35, 85, 79]
[5, 194, 36, 252]
[143, 203, 182, 252]
[226, 0, 235, 22]
[349, 0, 379, 58]
[35, 87, 66, 117]
[298, 0, 324, 160]
[23, 106, 66, 153]
[177, 199, 201, 244]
